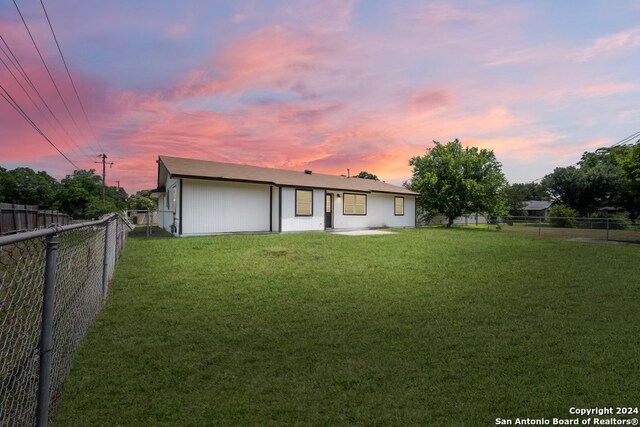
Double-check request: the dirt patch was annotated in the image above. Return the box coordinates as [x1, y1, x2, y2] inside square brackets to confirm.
[567, 237, 636, 245]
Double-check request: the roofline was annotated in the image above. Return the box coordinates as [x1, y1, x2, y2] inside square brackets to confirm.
[172, 174, 419, 196]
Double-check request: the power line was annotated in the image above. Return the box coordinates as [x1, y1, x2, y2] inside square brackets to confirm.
[12, 0, 89, 147]
[610, 130, 640, 147]
[0, 83, 79, 169]
[0, 33, 93, 161]
[530, 129, 640, 182]
[39, 0, 105, 153]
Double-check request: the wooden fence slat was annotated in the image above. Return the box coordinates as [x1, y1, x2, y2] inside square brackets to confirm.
[0, 204, 73, 235]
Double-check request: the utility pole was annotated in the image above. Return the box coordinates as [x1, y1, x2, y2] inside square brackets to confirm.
[94, 153, 114, 209]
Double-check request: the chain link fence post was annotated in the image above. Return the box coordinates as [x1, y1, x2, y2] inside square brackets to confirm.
[115, 217, 120, 262]
[35, 234, 59, 427]
[147, 208, 151, 238]
[102, 219, 110, 300]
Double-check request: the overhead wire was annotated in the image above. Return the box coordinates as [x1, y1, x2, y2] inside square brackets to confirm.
[11, 0, 93, 152]
[530, 129, 640, 182]
[0, 33, 93, 162]
[0, 48, 84, 164]
[0, 83, 79, 169]
[39, 0, 105, 153]
[610, 130, 640, 147]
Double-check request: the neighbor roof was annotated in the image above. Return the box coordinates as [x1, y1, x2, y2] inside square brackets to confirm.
[523, 200, 553, 210]
[158, 156, 419, 195]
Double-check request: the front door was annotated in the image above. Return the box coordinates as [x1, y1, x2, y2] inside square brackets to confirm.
[325, 193, 333, 229]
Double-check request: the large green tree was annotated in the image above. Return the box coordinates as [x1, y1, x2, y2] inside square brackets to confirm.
[57, 169, 110, 219]
[409, 139, 507, 226]
[0, 167, 59, 207]
[542, 145, 639, 217]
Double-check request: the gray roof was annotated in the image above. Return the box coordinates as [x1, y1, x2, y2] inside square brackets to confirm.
[158, 156, 419, 196]
[523, 200, 553, 211]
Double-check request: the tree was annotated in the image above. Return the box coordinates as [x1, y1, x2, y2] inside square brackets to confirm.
[618, 144, 640, 219]
[0, 167, 59, 207]
[542, 145, 639, 217]
[0, 166, 8, 203]
[354, 171, 379, 181]
[128, 190, 156, 211]
[548, 204, 578, 228]
[56, 169, 106, 219]
[409, 139, 507, 226]
[504, 182, 548, 214]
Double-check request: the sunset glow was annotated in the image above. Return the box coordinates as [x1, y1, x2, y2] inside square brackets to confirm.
[1, 1, 639, 192]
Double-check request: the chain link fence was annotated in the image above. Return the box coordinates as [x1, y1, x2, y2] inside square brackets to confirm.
[489, 215, 640, 243]
[0, 214, 131, 426]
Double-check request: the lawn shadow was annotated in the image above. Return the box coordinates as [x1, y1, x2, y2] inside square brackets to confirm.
[127, 226, 174, 239]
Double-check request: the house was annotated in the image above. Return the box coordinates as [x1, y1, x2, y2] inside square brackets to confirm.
[151, 156, 419, 236]
[522, 200, 553, 218]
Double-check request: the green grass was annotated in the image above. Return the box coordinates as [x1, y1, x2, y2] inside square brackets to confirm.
[55, 228, 639, 426]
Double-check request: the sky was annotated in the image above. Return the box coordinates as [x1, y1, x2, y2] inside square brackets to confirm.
[1, 0, 639, 193]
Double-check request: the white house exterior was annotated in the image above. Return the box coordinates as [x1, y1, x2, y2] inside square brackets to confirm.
[151, 156, 418, 236]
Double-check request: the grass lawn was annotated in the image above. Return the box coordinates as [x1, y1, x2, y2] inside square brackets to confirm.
[55, 228, 639, 426]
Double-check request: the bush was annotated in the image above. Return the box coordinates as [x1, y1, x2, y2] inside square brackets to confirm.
[549, 204, 578, 228]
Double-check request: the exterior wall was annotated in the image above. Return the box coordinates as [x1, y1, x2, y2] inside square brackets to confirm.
[332, 192, 415, 229]
[424, 213, 488, 226]
[181, 179, 271, 235]
[158, 176, 180, 235]
[158, 176, 415, 235]
[271, 186, 280, 232]
[280, 187, 325, 232]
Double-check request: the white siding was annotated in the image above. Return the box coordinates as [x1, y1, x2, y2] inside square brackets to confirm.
[181, 179, 270, 235]
[333, 192, 415, 229]
[280, 187, 324, 232]
[158, 176, 180, 235]
[426, 213, 487, 226]
[271, 186, 280, 232]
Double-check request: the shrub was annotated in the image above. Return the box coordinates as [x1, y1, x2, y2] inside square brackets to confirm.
[549, 204, 578, 228]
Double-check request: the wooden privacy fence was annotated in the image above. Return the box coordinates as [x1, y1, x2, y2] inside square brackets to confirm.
[0, 203, 71, 235]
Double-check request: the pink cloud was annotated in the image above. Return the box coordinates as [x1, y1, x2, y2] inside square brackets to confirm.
[575, 27, 640, 61]
[175, 25, 342, 98]
[575, 82, 640, 98]
[407, 90, 453, 113]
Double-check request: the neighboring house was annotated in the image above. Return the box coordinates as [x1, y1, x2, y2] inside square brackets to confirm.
[522, 200, 553, 218]
[151, 156, 418, 236]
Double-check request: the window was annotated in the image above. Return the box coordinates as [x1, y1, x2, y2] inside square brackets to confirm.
[343, 193, 367, 215]
[394, 196, 404, 216]
[296, 189, 313, 216]
[171, 186, 177, 212]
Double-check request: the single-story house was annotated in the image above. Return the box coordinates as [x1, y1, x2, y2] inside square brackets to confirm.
[522, 200, 553, 218]
[151, 156, 419, 236]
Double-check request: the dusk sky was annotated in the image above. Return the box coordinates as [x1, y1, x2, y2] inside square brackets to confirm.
[1, 0, 639, 192]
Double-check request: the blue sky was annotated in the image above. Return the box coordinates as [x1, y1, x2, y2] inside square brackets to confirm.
[1, 0, 639, 191]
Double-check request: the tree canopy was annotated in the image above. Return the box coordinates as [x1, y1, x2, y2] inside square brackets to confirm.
[0, 166, 129, 219]
[409, 139, 507, 226]
[541, 144, 639, 218]
[354, 171, 379, 181]
[128, 190, 156, 211]
[0, 167, 59, 207]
